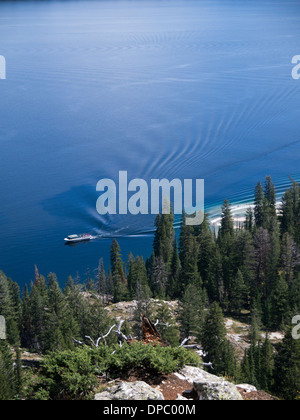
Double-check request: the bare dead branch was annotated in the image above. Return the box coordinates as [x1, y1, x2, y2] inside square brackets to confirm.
[183, 344, 202, 350]
[179, 337, 191, 347]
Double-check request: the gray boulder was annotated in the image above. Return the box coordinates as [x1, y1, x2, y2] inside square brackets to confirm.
[176, 366, 242, 401]
[95, 381, 164, 400]
[236, 384, 257, 393]
[176, 394, 188, 400]
[194, 381, 243, 401]
[175, 366, 223, 384]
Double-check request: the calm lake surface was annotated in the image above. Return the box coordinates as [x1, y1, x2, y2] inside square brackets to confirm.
[0, 0, 300, 288]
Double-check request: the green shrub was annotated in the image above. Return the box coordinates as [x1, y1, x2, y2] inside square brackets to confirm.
[101, 342, 200, 377]
[27, 343, 199, 400]
[28, 348, 98, 400]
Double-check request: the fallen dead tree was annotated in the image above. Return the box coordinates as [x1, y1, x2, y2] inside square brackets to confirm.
[72, 314, 213, 369]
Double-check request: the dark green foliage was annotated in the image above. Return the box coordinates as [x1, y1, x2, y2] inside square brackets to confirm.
[100, 342, 200, 378]
[179, 283, 204, 338]
[110, 239, 125, 280]
[197, 214, 215, 294]
[150, 255, 169, 298]
[201, 302, 238, 378]
[229, 269, 247, 314]
[153, 212, 175, 268]
[26, 343, 199, 400]
[241, 334, 274, 391]
[219, 199, 234, 237]
[127, 256, 148, 299]
[110, 239, 129, 302]
[28, 348, 99, 400]
[155, 302, 180, 347]
[0, 341, 16, 400]
[273, 328, 300, 400]
[254, 181, 265, 228]
[0, 272, 21, 345]
[280, 179, 300, 244]
[132, 280, 152, 340]
[97, 258, 106, 296]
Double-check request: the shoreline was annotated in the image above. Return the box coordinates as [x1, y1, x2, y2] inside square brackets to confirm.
[209, 201, 282, 228]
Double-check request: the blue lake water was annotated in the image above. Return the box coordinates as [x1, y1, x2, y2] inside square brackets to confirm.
[0, 0, 300, 289]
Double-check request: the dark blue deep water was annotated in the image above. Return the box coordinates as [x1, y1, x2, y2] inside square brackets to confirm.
[0, 0, 300, 288]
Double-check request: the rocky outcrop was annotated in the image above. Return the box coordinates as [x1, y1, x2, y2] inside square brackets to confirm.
[94, 381, 164, 400]
[105, 299, 179, 323]
[175, 366, 242, 401]
[175, 366, 220, 384]
[93, 367, 250, 401]
[236, 384, 257, 393]
[176, 394, 188, 400]
[194, 381, 242, 401]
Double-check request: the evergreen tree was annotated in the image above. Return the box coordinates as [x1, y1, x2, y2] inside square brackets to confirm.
[15, 346, 22, 398]
[241, 349, 251, 384]
[150, 255, 168, 298]
[229, 269, 247, 314]
[179, 283, 204, 339]
[254, 181, 265, 228]
[270, 274, 289, 330]
[155, 301, 180, 347]
[64, 275, 75, 293]
[127, 256, 148, 299]
[110, 239, 125, 281]
[233, 229, 255, 294]
[219, 200, 234, 237]
[273, 327, 300, 400]
[248, 304, 262, 345]
[153, 210, 175, 269]
[110, 239, 128, 302]
[197, 214, 215, 294]
[280, 187, 296, 237]
[169, 238, 181, 298]
[266, 216, 281, 294]
[218, 201, 235, 306]
[97, 258, 106, 298]
[0, 272, 15, 342]
[209, 248, 225, 306]
[20, 285, 32, 350]
[201, 302, 237, 377]
[264, 176, 277, 227]
[179, 234, 201, 289]
[0, 341, 15, 400]
[27, 275, 50, 352]
[84, 299, 116, 346]
[132, 280, 152, 340]
[245, 207, 254, 233]
[280, 233, 299, 285]
[260, 334, 274, 392]
[253, 227, 271, 298]
[179, 211, 194, 265]
[112, 274, 129, 303]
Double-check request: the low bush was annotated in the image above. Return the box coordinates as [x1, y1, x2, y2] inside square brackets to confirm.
[102, 342, 200, 377]
[27, 342, 199, 400]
